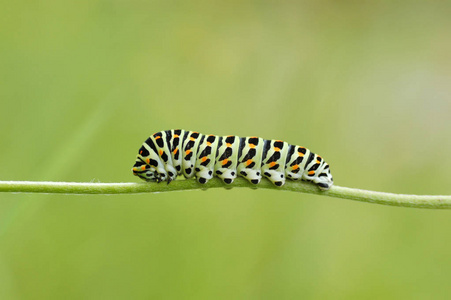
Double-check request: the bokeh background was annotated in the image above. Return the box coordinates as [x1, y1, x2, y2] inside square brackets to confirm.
[1, 1, 450, 299]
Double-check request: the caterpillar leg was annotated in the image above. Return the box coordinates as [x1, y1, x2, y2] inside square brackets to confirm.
[263, 170, 285, 187]
[165, 165, 177, 183]
[238, 169, 262, 184]
[314, 180, 332, 191]
[195, 168, 213, 184]
[215, 169, 237, 184]
[155, 168, 168, 183]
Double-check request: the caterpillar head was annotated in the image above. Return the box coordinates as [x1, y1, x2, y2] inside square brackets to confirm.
[132, 160, 168, 183]
[216, 168, 237, 184]
[132, 164, 159, 182]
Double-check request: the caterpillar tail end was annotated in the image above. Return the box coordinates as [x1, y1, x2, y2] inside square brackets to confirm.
[316, 182, 332, 191]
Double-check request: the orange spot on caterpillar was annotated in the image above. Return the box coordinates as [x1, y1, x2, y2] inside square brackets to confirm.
[316, 160, 321, 164]
[274, 147, 280, 151]
[159, 149, 163, 156]
[308, 171, 315, 175]
[246, 159, 253, 166]
[226, 143, 232, 147]
[269, 162, 276, 167]
[173, 148, 178, 154]
[206, 142, 212, 146]
[141, 165, 146, 171]
[185, 149, 191, 155]
[146, 158, 150, 164]
[190, 137, 196, 141]
[248, 144, 255, 148]
[139, 150, 143, 155]
[202, 157, 207, 162]
[174, 134, 179, 138]
[222, 159, 229, 166]
[292, 164, 299, 170]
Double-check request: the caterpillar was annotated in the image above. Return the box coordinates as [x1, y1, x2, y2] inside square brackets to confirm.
[132, 130, 334, 190]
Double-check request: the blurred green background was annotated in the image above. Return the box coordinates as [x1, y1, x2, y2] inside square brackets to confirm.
[1, 0, 450, 299]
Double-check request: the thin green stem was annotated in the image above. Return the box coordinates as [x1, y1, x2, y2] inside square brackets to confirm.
[0, 179, 450, 209]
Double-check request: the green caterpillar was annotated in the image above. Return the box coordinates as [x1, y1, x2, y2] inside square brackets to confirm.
[132, 130, 333, 190]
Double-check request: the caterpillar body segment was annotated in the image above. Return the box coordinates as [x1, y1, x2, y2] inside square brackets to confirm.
[132, 129, 334, 190]
[285, 145, 308, 181]
[181, 131, 202, 179]
[214, 135, 240, 184]
[261, 140, 289, 187]
[168, 129, 185, 176]
[237, 137, 264, 185]
[150, 131, 177, 183]
[194, 134, 220, 184]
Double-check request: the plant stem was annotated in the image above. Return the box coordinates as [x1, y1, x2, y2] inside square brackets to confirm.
[0, 179, 450, 209]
